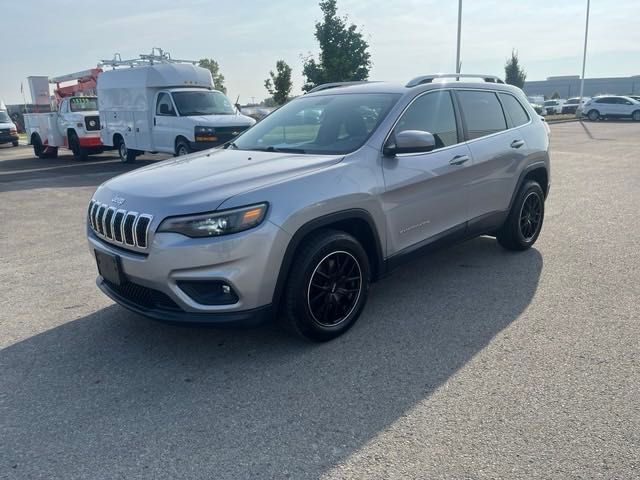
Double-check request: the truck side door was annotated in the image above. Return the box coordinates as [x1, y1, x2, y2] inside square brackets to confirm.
[57, 99, 69, 144]
[152, 92, 177, 153]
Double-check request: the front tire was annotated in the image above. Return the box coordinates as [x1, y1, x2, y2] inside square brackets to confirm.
[497, 180, 545, 251]
[69, 131, 88, 161]
[175, 138, 191, 156]
[282, 229, 370, 342]
[12, 140, 19, 147]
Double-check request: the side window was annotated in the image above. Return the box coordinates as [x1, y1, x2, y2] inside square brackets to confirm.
[156, 93, 176, 116]
[59, 100, 67, 113]
[499, 93, 530, 127]
[458, 90, 507, 140]
[394, 90, 458, 149]
[596, 97, 613, 104]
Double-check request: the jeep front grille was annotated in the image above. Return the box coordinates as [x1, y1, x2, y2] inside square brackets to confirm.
[88, 200, 152, 249]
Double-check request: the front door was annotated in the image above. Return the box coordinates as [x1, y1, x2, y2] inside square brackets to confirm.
[381, 90, 472, 255]
[152, 92, 177, 152]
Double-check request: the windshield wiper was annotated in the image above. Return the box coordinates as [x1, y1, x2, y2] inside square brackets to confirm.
[255, 146, 307, 154]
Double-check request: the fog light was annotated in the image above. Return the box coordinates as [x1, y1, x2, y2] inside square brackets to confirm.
[177, 280, 239, 305]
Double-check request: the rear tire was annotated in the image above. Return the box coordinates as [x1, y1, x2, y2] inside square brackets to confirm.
[587, 109, 600, 121]
[497, 180, 545, 251]
[69, 131, 88, 161]
[281, 229, 370, 342]
[116, 136, 137, 163]
[632, 110, 640, 122]
[12, 140, 18, 147]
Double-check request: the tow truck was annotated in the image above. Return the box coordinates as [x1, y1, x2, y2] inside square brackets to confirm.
[24, 68, 105, 160]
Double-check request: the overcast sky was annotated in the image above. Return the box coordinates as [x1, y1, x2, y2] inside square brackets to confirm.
[1, 0, 638, 104]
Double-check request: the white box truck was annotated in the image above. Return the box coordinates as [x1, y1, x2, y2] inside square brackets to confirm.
[98, 59, 255, 163]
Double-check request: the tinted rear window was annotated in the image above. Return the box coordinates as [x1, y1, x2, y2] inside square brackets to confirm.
[499, 93, 530, 127]
[458, 91, 507, 140]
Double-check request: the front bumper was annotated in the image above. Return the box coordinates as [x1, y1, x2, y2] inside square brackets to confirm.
[88, 219, 290, 325]
[189, 139, 225, 151]
[0, 133, 19, 144]
[78, 134, 102, 148]
[98, 277, 273, 326]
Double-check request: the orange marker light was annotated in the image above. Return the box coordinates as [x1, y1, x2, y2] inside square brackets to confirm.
[241, 208, 263, 224]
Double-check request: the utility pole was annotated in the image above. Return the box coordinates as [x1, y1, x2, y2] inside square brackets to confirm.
[456, 0, 462, 74]
[578, 0, 590, 116]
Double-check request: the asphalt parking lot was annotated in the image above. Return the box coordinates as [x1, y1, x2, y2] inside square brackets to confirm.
[1, 122, 639, 479]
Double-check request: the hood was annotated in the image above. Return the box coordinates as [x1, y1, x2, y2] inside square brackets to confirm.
[180, 114, 255, 128]
[94, 148, 341, 216]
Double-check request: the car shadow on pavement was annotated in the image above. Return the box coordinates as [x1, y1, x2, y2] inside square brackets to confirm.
[1, 237, 542, 479]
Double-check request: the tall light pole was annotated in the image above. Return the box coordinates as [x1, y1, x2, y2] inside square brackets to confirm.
[456, 0, 462, 74]
[578, 0, 591, 116]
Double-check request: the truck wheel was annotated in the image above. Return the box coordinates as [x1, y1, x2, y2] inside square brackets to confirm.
[281, 229, 370, 342]
[116, 137, 137, 163]
[12, 141, 19, 147]
[69, 132, 88, 161]
[175, 139, 191, 156]
[32, 135, 44, 158]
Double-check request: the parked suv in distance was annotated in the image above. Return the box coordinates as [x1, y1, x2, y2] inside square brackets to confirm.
[542, 99, 565, 115]
[561, 97, 589, 115]
[87, 74, 551, 341]
[581, 95, 640, 121]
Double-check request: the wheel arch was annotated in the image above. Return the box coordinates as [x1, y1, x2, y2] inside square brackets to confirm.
[271, 209, 384, 311]
[175, 135, 190, 150]
[507, 163, 549, 213]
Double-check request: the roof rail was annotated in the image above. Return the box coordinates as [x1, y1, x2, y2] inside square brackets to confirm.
[406, 74, 505, 88]
[99, 48, 197, 69]
[306, 81, 372, 94]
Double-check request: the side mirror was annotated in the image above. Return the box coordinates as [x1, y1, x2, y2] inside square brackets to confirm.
[384, 130, 436, 156]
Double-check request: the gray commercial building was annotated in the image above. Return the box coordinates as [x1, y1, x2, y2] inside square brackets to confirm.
[524, 75, 640, 99]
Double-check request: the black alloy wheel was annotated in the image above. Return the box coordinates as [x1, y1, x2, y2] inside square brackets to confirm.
[307, 251, 362, 327]
[519, 191, 543, 242]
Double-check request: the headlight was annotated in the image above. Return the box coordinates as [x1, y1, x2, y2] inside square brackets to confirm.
[195, 126, 217, 142]
[157, 203, 268, 238]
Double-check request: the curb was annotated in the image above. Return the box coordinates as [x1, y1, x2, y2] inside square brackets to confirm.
[546, 118, 580, 124]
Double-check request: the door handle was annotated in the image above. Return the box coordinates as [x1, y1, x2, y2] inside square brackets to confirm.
[153, 117, 156, 126]
[510, 139, 525, 149]
[449, 154, 469, 166]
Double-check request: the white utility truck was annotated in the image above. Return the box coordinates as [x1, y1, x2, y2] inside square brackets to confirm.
[98, 50, 255, 162]
[24, 69, 104, 160]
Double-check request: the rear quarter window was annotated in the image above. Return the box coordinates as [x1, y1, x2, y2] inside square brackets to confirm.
[457, 90, 507, 140]
[499, 93, 530, 127]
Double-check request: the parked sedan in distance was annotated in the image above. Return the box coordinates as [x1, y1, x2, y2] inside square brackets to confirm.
[581, 96, 640, 121]
[561, 97, 589, 115]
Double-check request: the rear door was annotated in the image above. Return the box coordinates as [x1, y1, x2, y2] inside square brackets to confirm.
[457, 89, 528, 220]
[381, 89, 473, 255]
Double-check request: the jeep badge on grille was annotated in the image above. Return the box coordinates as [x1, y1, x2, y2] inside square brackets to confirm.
[111, 195, 126, 206]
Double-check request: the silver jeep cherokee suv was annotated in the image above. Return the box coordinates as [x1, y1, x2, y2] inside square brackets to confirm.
[88, 73, 550, 341]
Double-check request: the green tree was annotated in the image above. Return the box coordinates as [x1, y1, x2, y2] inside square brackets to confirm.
[198, 58, 226, 93]
[551, 91, 561, 99]
[504, 49, 527, 88]
[264, 60, 293, 105]
[302, 0, 371, 92]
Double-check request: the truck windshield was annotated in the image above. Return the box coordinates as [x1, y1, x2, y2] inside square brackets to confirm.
[171, 91, 236, 116]
[231, 93, 400, 155]
[0, 111, 11, 123]
[69, 97, 98, 112]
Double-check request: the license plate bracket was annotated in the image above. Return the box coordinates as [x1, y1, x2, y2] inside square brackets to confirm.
[95, 250, 123, 286]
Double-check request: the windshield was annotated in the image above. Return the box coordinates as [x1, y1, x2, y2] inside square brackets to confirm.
[171, 90, 236, 116]
[69, 97, 98, 112]
[567, 99, 580, 104]
[232, 93, 400, 155]
[0, 111, 11, 123]
[544, 101, 557, 106]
